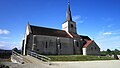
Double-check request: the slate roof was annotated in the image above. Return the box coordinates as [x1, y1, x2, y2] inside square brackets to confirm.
[30, 25, 71, 38]
[80, 35, 91, 40]
[83, 40, 93, 48]
[66, 1, 72, 21]
[70, 33, 81, 38]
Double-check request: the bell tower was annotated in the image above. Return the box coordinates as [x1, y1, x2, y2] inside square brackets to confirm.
[62, 1, 77, 34]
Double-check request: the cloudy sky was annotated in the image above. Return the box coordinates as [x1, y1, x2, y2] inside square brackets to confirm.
[0, 0, 120, 50]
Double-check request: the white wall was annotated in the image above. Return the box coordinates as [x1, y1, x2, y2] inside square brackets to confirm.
[83, 48, 86, 55]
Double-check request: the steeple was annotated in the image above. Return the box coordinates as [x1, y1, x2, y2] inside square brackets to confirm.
[62, 1, 77, 34]
[66, 1, 72, 21]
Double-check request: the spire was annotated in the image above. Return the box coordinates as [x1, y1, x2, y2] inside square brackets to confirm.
[28, 21, 30, 25]
[66, 1, 72, 21]
[27, 21, 32, 33]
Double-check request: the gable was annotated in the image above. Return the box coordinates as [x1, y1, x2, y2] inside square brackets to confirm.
[91, 41, 100, 49]
[83, 40, 100, 49]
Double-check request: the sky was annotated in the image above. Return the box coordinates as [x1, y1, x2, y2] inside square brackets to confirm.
[0, 0, 120, 50]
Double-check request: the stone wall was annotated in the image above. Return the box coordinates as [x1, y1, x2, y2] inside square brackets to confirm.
[23, 34, 100, 55]
[33, 35, 74, 55]
[85, 41, 100, 55]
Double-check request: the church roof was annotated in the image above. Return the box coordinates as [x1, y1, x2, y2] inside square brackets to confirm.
[66, 1, 72, 21]
[80, 35, 91, 40]
[70, 33, 81, 38]
[30, 25, 71, 38]
[83, 40, 93, 48]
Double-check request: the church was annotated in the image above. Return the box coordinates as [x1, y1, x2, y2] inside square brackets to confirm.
[22, 2, 100, 56]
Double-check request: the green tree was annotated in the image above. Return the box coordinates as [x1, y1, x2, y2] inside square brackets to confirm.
[114, 49, 120, 55]
[106, 49, 112, 55]
[113, 52, 119, 60]
[100, 50, 107, 56]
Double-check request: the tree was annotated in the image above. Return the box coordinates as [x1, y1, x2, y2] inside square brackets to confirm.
[12, 47, 18, 52]
[114, 49, 120, 55]
[100, 50, 107, 56]
[106, 49, 112, 55]
[113, 52, 119, 60]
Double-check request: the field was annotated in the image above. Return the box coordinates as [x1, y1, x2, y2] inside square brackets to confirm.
[47, 55, 115, 61]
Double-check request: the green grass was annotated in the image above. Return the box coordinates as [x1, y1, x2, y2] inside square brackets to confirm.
[47, 55, 115, 61]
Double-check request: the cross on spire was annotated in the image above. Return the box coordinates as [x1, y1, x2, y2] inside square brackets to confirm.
[66, 0, 72, 21]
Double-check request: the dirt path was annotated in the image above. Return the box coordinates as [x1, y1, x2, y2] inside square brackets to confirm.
[2, 60, 120, 68]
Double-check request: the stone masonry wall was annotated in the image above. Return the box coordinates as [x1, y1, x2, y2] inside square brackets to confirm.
[33, 35, 74, 55]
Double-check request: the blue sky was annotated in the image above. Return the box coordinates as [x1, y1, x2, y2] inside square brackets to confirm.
[0, 0, 120, 50]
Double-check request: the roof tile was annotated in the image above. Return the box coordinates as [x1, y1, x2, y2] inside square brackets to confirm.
[83, 40, 93, 48]
[30, 25, 71, 38]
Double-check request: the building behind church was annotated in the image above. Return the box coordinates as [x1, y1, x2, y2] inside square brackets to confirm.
[22, 2, 100, 56]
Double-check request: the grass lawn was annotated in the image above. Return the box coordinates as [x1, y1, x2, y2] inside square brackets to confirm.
[47, 55, 115, 61]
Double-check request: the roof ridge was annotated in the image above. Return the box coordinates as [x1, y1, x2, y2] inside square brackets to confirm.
[30, 24, 64, 31]
[29, 24, 71, 38]
[83, 40, 93, 48]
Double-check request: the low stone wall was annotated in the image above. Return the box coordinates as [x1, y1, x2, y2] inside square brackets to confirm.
[11, 55, 24, 64]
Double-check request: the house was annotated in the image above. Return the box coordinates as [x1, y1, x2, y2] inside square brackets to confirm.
[22, 2, 100, 55]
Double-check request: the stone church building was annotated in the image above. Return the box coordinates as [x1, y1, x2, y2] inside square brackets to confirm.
[22, 2, 100, 55]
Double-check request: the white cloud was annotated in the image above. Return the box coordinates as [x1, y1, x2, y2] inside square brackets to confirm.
[0, 41, 21, 50]
[103, 32, 112, 35]
[0, 41, 7, 47]
[0, 34, 24, 50]
[79, 20, 84, 23]
[96, 35, 120, 50]
[0, 29, 10, 35]
[73, 15, 87, 23]
[73, 15, 81, 21]
[95, 29, 120, 50]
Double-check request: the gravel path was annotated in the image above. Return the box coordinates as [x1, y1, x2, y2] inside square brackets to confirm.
[51, 60, 120, 68]
[2, 60, 120, 68]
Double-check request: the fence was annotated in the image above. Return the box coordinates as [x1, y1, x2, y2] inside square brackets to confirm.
[27, 50, 51, 64]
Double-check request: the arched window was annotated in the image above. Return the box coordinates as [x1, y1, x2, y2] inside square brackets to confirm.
[71, 24, 73, 27]
[95, 47, 97, 50]
[46, 42, 47, 48]
[76, 42, 79, 47]
[60, 43, 61, 49]
[91, 47, 93, 50]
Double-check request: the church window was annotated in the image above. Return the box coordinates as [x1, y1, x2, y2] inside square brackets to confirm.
[37, 49, 39, 51]
[46, 42, 47, 48]
[60, 43, 61, 49]
[95, 47, 97, 50]
[76, 42, 79, 47]
[71, 24, 73, 27]
[91, 47, 93, 50]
